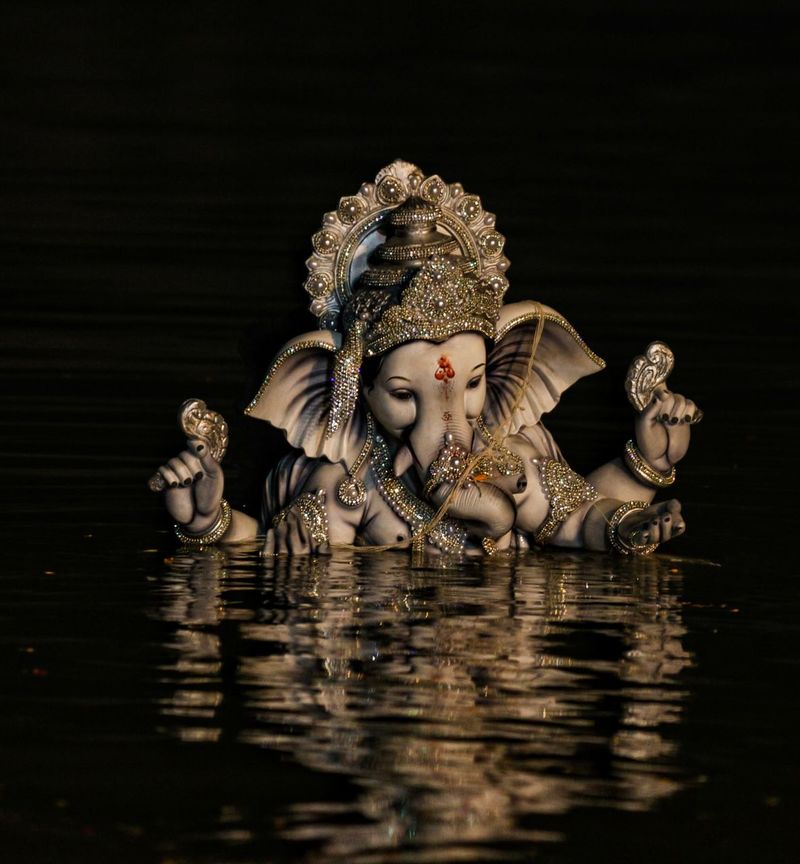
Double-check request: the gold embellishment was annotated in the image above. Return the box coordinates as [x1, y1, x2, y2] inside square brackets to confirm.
[423, 436, 471, 499]
[372, 237, 458, 262]
[533, 459, 598, 545]
[336, 412, 374, 508]
[623, 439, 676, 488]
[304, 272, 333, 299]
[494, 311, 606, 369]
[606, 500, 658, 556]
[272, 490, 329, 546]
[244, 339, 335, 416]
[327, 320, 366, 437]
[365, 256, 504, 357]
[174, 498, 232, 547]
[475, 415, 525, 477]
[481, 536, 497, 556]
[370, 434, 467, 556]
[311, 229, 339, 256]
[304, 161, 510, 328]
[456, 194, 483, 224]
[337, 196, 366, 224]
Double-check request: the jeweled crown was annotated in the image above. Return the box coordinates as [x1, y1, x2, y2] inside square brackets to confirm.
[303, 161, 510, 334]
[349, 256, 506, 357]
[317, 162, 511, 436]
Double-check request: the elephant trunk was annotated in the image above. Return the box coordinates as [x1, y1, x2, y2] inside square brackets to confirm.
[408, 410, 474, 480]
[430, 479, 517, 540]
[410, 411, 518, 541]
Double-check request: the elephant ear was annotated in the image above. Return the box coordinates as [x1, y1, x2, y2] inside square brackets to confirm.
[483, 301, 606, 435]
[244, 330, 367, 466]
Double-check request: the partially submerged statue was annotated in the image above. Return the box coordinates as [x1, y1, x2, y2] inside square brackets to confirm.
[153, 161, 701, 557]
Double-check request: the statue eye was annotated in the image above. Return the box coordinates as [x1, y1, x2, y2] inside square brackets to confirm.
[390, 389, 414, 402]
[467, 375, 483, 390]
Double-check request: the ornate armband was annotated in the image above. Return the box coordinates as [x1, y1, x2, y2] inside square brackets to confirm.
[533, 459, 598, 545]
[623, 440, 676, 488]
[272, 490, 329, 546]
[174, 498, 233, 548]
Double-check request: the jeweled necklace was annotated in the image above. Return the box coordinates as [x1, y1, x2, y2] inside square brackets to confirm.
[336, 411, 375, 507]
[369, 434, 468, 555]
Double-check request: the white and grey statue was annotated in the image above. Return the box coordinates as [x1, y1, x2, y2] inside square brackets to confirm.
[152, 161, 702, 557]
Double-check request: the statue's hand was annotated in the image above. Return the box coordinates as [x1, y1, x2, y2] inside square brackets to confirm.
[635, 386, 700, 472]
[618, 498, 685, 549]
[156, 438, 225, 533]
[263, 490, 329, 556]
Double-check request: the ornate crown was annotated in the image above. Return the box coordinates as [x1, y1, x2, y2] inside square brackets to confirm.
[304, 162, 511, 437]
[303, 160, 510, 333]
[356, 256, 505, 357]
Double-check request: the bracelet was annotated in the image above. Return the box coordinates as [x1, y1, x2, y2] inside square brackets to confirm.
[623, 440, 676, 488]
[174, 498, 232, 548]
[606, 500, 658, 556]
[272, 490, 329, 546]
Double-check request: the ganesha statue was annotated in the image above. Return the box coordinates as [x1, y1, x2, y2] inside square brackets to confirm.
[153, 160, 701, 558]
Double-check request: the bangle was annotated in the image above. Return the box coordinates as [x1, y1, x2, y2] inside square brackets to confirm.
[624, 440, 676, 488]
[174, 498, 232, 548]
[606, 500, 658, 556]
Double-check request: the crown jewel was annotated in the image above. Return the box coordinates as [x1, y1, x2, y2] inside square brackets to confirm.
[360, 256, 504, 357]
[316, 162, 511, 435]
[303, 161, 510, 331]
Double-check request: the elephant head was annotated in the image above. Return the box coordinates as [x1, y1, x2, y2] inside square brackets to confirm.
[245, 263, 604, 541]
[246, 172, 604, 544]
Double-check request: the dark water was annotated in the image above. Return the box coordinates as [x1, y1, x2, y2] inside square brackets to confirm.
[3, 532, 798, 863]
[2, 3, 799, 862]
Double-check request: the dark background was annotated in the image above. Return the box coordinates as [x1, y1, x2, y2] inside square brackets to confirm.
[3, 1, 798, 549]
[1, 2, 799, 862]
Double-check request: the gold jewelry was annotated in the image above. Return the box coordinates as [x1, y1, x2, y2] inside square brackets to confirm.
[327, 320, 366, 437]
[623, 439, 676, 488]
[362, 255, 504, 357]
[481, 537, 497, 556]
[302, 160, 510, 331]
[533, 459, 598, 545]
[423, 435, 471, 499]
[606, 500, 658, 556]
[174, 498, 232, 547]
[272, 490, 329, 546]
[475, 415, 524, 477]
[336, 412, 375, 507]
[370, 434, 467, 556]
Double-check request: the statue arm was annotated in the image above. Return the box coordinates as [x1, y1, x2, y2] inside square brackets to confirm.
[263, 461, 363, 555]
[505, 433, 684, 553]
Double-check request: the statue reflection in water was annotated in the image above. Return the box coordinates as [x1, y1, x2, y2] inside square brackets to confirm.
[152, 548, 692, 860]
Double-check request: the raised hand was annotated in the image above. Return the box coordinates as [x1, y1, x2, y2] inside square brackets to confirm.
[634, 386, 701, 472]
[156, 438, 224, 533]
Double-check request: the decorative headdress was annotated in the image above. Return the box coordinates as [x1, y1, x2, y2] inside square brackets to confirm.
[246, 161, 605, 475]
[302, 160, 512, 435]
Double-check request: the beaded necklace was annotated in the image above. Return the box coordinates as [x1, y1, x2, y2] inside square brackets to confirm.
[369, 434, 468, 555]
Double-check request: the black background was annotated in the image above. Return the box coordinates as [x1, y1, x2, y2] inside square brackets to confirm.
[2, 2, 799, 862]
[3, 1, 798, 548]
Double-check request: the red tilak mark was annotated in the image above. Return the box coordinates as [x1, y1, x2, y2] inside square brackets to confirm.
[435, 356, 455, 381]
